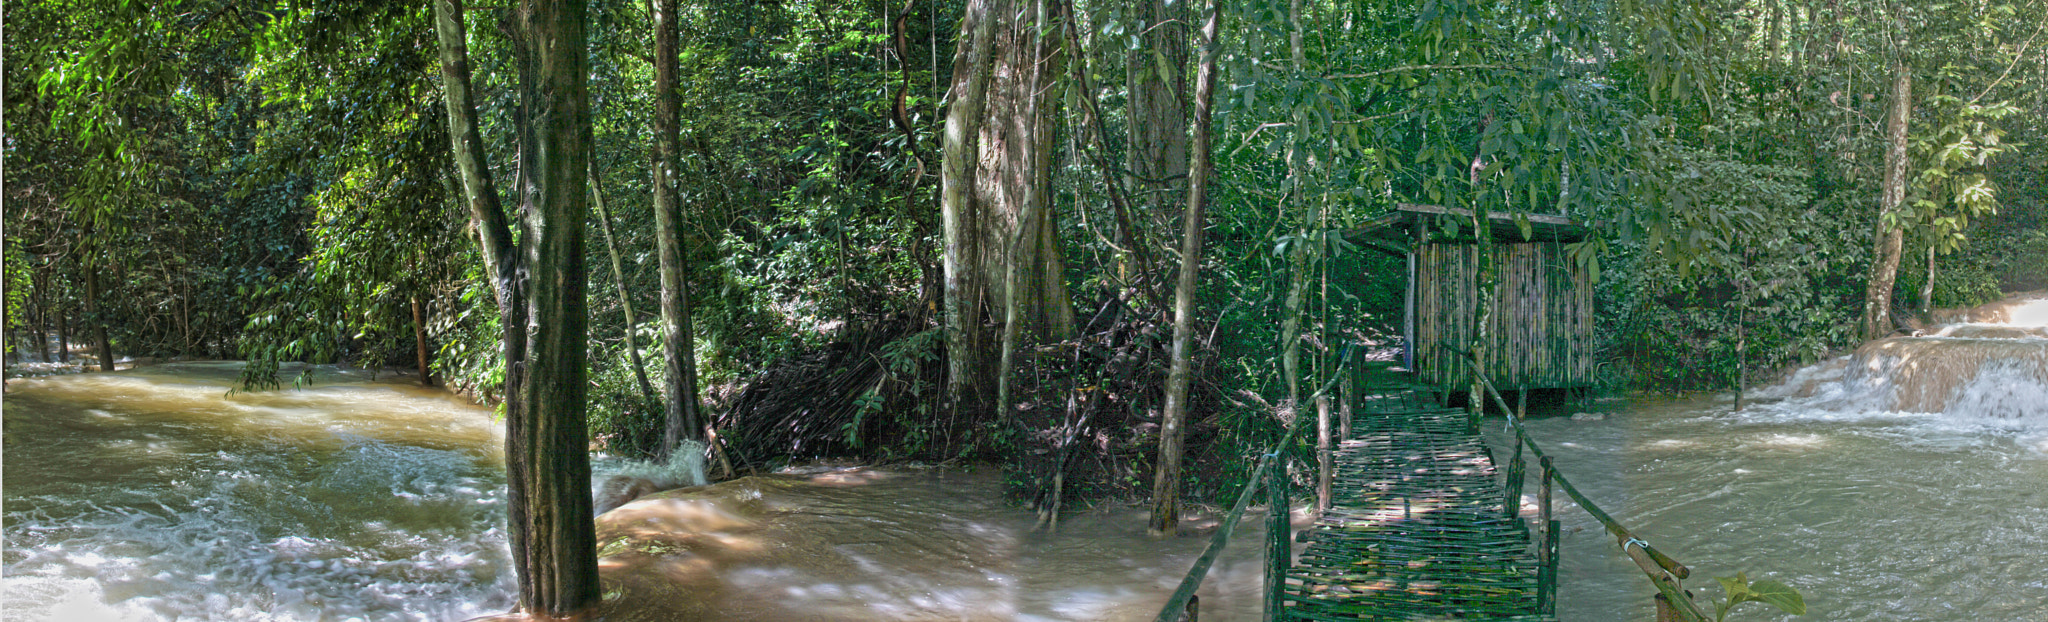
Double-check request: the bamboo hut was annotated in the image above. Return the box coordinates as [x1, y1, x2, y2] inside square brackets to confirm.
[1351, 203, 1595, 391]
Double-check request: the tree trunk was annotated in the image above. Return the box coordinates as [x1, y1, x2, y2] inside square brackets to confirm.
[1147, 0, 1218, 536]
[591, 167, 658, 405]
[995, 0, 1072, 419]
[86, 268, 114, 372]
[941, 0, 999, 418]
[651, 0, 705, 458]
[1127, 0, 1188, 264]
[1920, 243, 1935, 313]
[1862, 62, 1911, 341]
[58, 308, 70, 363]
[942, 0, 1073, 420]
[433, 0, 599, 615]
[414, 295, 432, 386]
[33, 271, 51, 363]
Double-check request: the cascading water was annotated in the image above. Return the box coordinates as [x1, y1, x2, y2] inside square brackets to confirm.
[1497, 292, 2048, 620]
[1757, 293, 2048, 422]
[2, 362, 517, 621]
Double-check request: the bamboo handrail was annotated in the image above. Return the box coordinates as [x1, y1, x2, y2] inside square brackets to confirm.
[1448, 346, 1710, 622]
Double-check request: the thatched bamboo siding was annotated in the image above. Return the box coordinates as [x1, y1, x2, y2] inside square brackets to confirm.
[1353, 203, 1595, 391]
[1415, 240, 1594, 390]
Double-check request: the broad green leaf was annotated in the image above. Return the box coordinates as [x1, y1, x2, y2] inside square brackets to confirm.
[1742, 579, 1805, 615]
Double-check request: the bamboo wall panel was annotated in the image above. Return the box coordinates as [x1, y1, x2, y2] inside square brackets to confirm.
[1415, 240, 1593, 390]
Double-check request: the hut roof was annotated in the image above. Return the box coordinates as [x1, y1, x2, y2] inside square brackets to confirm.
[1350, 203, 1590, 254]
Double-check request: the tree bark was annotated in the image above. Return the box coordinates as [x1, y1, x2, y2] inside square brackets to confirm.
[591, 167, 658, 405]
[942, 0, 1073, 419]
[995, 0, 1071, 419]
[1127, 0, 1188, 263]
[940, 0, 999, 417]
[86, 267, 114, 372]
[1148, 0, 1218, 537]
[1862, 62, 1911, 341]
[434, 0, 599, 615]
[651, 0, 706, 458]
[413, 295, 432, 386]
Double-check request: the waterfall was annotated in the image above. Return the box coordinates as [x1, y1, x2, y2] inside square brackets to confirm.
[1758, 294, 2048, 422]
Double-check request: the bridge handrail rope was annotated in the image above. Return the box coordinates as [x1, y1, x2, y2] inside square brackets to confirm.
[1448, 346, 1711, 622]
[1150, 344, 1353, 622]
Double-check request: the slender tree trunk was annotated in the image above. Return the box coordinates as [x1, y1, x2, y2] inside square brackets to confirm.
[1862, 62, 1911, 341]
[1279, 0, 1310, 413]
[651, 0, 706, 458]
[434, 0, 598, 615]
[58, 308, 70, 363]
[33, 271, 50, 363]
[86, 268, 114, 372]
[1148, 0, 1218, 536]
[414, 295, 433, 386]
[1920, 243, 1935, 313]
[591, 167, 658, 405]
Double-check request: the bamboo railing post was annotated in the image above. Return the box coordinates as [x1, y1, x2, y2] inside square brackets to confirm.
[1538, 456, 1559, 615]
[1655, 593, 1681, 622]
[1264, 456, 1290, 620]
[1503, 434, 1526, 520]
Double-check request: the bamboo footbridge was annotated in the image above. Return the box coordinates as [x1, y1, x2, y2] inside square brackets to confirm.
[1152, 353, 1711, 622]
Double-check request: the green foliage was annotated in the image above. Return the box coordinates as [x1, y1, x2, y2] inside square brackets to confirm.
[1711, 572, 1806, 621]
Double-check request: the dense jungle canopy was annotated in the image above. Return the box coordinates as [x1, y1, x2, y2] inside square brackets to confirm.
[6, 0, 2046, 615]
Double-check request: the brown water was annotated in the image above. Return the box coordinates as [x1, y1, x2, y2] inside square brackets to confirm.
[1, 362, 1277, 621]
[7, 296, 2043, 621]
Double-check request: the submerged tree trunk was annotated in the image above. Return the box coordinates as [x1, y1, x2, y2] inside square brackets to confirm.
[86, 268, 114, 372]
[1862, 62, 1911, 341]
[651, 0, 706, 459]
[433, 0, 598, 615]
[1147, 0, 1218, 536]
[413, 295, 432, 386]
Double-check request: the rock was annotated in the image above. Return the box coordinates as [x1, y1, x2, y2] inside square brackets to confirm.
[594, 475, 663, 515]
[1570, 412, 1605, 421]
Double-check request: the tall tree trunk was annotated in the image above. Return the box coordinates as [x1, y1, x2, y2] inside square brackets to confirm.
[1920, 243, 1935, 313]
[941, 0, 999, 418]
[996, 0, 1071, 419]
[1862, 62, 1911, 341]
[942, 0, 1073, 420]
[651, 0, 705, 458]
[58, 307, 70, 363]
[413, 295, 433, 386]
[1147, 0, 1218, 536]
[1278, 0, 1311, 413]
[86, 267, 114, 372]
[591, 167, 658, 405]
[33, 271, 51, 363]
[1126, 0, 1188, 277]
[434, 0, 598, 615]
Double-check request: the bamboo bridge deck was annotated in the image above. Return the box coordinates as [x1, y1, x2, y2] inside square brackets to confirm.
[1278, 388, 1552, 621]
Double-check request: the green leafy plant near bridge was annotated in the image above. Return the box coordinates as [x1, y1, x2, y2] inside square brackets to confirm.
[1711, 572, 1806, 621]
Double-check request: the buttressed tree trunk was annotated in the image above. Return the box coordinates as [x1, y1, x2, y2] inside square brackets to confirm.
[1862, 62, 1911, 341]
[433, 0, 599, 615]
[942, 0, 1074, 417]
[651, 0, 706, 459]
[1149, 0, 1218, 536]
